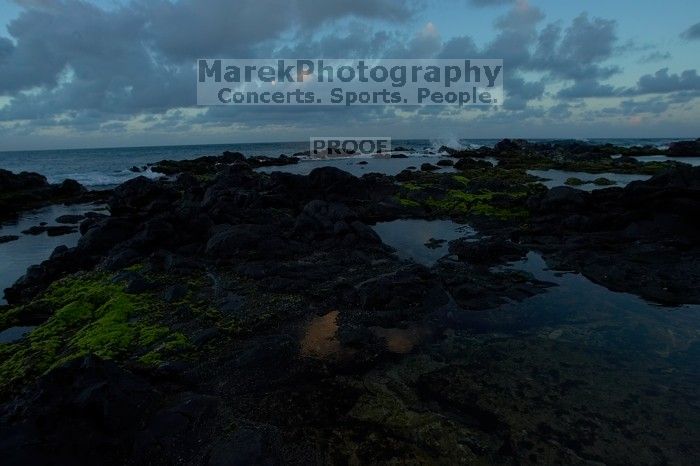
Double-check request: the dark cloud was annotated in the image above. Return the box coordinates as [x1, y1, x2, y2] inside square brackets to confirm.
[625, 68, 700, 95]
[547, 102, 573, 119]
[531, 13, 618, 81]
[601, 97, 671, 116]
[483, 2, 543, 70]
[140, 0, 415, 62]
[437, 36, 479, 58]
[558, 79, 621, 98]
[0, 0, 696, 146]
[503, 75, 544, 110]
[274, 23, 394, 58]
[384, 22, 443, 58]
[680, 22, 700, 40]
[0, 0, 417, 122]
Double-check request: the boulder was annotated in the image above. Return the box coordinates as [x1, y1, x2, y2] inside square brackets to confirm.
[0, 235, 20, 244]
[535, 186, 589, 212]
[205, 224, 277, 257]
[55, 214, 85, 224]
[454, 158, 492, 170]
[109, 176, 178, 216]
[78, 217, 137, 254]
[0, 169, 48, 191]
[420, 163, 440, 171]
[668, 139, 700, 157]
[54, 179, 86, 196]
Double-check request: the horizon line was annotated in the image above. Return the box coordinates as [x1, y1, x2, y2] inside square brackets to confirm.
[1, 136, 698, 155]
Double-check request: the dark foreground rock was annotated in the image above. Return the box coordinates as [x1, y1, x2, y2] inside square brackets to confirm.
[0, 145, 699, 464]
[0, 356, 160, 465]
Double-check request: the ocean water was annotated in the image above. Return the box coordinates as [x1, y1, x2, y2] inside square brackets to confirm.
[0, 138, 693, 189]
[372, 219, 475, 265]
[0, 203, 107, 305]
[527, 169, 652, 190]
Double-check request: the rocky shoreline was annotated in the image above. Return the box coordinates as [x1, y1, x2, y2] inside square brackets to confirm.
[0, 169, 110, 223]
[0, 139, 699, 464]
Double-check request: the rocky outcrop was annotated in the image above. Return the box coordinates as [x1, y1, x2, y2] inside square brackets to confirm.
[523, 166, 700, 303]
[668, 138, 700, 157]
[0, 169, 104, 221]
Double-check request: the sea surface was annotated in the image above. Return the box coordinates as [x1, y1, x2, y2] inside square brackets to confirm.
[0, 138, 694, 189]
[0, 203, 107, 305]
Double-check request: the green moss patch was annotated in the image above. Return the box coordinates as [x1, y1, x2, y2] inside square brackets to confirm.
[565, 177, 585, 186]
[425, 190, 529, 220]
[0, 274, 190, 393]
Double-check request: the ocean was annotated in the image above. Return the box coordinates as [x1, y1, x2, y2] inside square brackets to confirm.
[0, 138, 692, 189]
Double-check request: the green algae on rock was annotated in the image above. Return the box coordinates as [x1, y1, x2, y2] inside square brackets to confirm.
[394, 169, 538, 221]
[0, 274, 190, 393]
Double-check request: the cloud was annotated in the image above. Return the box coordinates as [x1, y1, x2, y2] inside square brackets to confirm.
[0, 0, 612, 137]
[467, 0, 514, 7]
[625, 68, 700, 95]
[0, 0, 419, 121]
[601, 97, 671, 116]
[140, 0, 416, 62]
[547, 102, 573, 119]
[637, 51, 671, 64]
[483, 1, 543, 70]
[680, 22, 700, 40]
[385, 21, 443, 58]
[557, 79, 620, 98]
[0, 0, 697, 148]
[437, 36, 479, 58]
[531, 13, 618, 81]
[503, 75, 544, 110]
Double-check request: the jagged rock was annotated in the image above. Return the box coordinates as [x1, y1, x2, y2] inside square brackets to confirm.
[420, 163, 440, 171]
[668, 138, 700, 157]
[109, 176, 178, 216]
[0, 235, 19, 244]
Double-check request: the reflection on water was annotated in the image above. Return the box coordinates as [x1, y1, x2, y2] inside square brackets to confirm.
[256, 156, 457, 177]
[294, 250, 700, 460]
[372, 219, 475, 266]
[527, 169, 650, 191]
[344, 251, 700, 461]
[0, 203, 106, 304]
[0, 326, 36, 344]
[433, 252, 700, 460]
[300, 310, 342, 359]
[450, 251, 700, 340]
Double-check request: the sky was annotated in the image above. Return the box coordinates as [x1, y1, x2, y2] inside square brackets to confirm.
[0, 0, 698, 151]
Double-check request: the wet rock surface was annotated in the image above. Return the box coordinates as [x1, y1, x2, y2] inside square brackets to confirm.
[522, 166, 700, 304]
[0, 141, 699, 464]
[0, 169, 108, 222]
